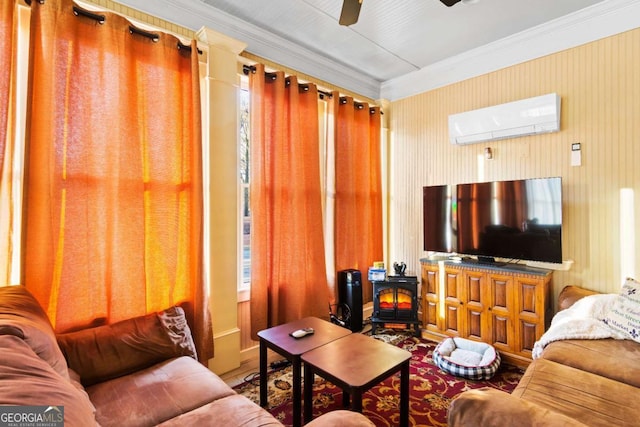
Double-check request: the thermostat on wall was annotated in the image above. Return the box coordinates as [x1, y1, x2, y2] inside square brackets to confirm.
[571, 143, 581, 166]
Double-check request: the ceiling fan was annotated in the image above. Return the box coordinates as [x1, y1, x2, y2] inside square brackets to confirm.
[339, 0, 469, 26]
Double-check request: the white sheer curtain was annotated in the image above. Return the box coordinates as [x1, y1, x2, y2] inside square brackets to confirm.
[319, 97, 337, 303]
[0, 2, 29, 286]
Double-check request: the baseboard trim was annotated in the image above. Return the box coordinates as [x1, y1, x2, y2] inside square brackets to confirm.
[209, 327, 241, 375]
[363, 301, 373, 322]
[240, 344, 259, 364]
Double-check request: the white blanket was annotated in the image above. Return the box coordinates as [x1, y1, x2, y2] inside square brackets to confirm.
[532, 293, 628, 359]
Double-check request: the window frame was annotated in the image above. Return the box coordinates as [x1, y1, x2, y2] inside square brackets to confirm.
[238, 74, 251, 301]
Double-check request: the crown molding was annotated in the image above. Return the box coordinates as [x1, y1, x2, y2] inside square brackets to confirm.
[111, 0, 381, 99]
[381, 0, 640, 101]
[111, 0, 639, 101]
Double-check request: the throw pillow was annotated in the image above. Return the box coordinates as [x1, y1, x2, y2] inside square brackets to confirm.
[601, 277, 640, 342]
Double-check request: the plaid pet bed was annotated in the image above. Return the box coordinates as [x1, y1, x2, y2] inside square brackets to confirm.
[433, 337, 501, 380]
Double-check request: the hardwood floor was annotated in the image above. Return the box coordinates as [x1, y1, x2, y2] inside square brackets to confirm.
[220, 348, 282, 388]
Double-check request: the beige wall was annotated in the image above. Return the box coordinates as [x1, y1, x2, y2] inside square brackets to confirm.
[85, 0, 640, 342]
[389, 28, 640, 308]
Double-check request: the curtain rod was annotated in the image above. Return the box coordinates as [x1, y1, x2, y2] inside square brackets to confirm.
[242, 64, 382, 114]
[128, 25, 160, 42]
[73, 5, 105, 24]
[242, 65, 333, 100]
[29, 2, 202, 54]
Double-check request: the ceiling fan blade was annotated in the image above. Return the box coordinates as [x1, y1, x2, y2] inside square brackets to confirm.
[440, 0, 462, 6]
[339, 0, 362, 26]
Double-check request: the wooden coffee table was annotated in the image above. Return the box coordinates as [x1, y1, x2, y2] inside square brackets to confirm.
[257, 317, 352, 427]
[302, 333, 412, 426]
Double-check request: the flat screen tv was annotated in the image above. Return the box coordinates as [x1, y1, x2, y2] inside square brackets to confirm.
[423, 177, 562, 264]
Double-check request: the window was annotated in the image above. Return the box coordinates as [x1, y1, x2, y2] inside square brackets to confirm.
[239, 80, 251, 292]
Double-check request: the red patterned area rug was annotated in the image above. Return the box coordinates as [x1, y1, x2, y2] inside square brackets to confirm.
[234, 333, 525, 426]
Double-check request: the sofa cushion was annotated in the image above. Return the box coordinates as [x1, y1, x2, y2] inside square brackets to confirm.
[0, 285, 69, 380]
[601, 277, 640, 342]
[0, 335, 97, 426]
[448, 387, 588, 427]
[304, 410, 376, 426]
[86, 356, 235, 427]
[57, 306, 197, 386]
[512, 359, 639, 427]
[541, 338, 640, 388]
[156, 395, 376, 427]
[156, 394, 282, 427]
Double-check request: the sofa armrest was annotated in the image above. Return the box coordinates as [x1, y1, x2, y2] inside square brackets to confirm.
[558, 285, 600, 311]
[448, 388, 588, 427]
[0, 286, 71, 380]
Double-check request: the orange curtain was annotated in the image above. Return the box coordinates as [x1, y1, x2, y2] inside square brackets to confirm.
[0, 0, 17, 286]
[333, 96, 383, 303]
[22, 0, 212, 362]
[249, 64, 329, 337]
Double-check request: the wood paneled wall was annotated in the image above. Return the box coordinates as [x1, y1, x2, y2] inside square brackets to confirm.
[85, 0, 195, 38]
[238, 300, 257, 351]
[389, 28, 640, 308]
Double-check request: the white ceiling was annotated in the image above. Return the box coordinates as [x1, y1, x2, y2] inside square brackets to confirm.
[199, 0, 602, 82]
[114, 0, 640, 100]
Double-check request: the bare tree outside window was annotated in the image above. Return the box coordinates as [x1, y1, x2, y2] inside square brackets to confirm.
[239, 88, 251, 290]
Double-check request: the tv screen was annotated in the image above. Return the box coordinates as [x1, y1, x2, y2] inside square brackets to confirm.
[423, 177, 562, 264]
[423, 184, 456, 254]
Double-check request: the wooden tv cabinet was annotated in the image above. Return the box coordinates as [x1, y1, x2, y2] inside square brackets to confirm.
[420, 258, 553, 368]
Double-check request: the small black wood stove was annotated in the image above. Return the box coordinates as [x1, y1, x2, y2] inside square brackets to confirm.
[371, 275, 420, 336]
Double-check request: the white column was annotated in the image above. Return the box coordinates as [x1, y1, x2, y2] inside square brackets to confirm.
[196, 27, 247, 375]
[377, 98, 391, 271]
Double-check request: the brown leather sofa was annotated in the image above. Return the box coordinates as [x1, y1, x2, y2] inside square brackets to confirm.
[448, 285, 640, 427]
[0, 285, 373, 426]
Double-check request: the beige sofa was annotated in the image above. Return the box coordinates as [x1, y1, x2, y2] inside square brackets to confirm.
[448, 285, 640, 427]
[0, 285, 373, 426]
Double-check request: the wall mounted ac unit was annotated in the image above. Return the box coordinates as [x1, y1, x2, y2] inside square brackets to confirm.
[448, 93, 561, 145]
